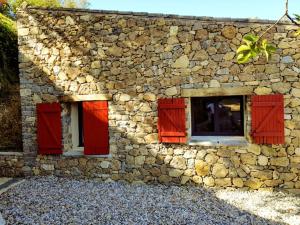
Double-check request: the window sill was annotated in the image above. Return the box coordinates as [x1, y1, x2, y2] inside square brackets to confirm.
[189, 136, 248, 146]
[0, 152, 23, 156]
[63, 150, 111, 158]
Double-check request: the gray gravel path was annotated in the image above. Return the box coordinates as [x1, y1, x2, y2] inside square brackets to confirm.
[0, 177, 290, 225]
[216, 189, 300, 225]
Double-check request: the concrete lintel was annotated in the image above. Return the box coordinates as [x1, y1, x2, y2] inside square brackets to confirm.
[182, 86, 254, 97]
[59, 94, 112, 102]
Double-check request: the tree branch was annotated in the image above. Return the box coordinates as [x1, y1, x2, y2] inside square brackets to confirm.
[286, 14, 300, 26]
[285, 0, 300, 25]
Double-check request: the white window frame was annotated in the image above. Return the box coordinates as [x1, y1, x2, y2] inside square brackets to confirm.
[187, 96, 248, 146]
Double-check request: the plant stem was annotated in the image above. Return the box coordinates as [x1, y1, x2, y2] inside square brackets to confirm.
[286, 14, 300, 25]
[284, 0, 300, 25]
[258, 14, 287, 40]
[258, 0, 300, 41]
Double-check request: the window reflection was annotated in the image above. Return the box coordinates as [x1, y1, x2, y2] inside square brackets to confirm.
[191, 96, 244, 136]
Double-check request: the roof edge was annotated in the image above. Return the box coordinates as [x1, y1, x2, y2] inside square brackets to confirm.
[25, 6, 295, 25]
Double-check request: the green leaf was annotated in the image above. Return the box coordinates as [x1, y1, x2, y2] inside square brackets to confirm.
[261, 39, 268, 50]
[236, 35, 277, 63]
[262, 43, 276, 61]
[236, 45, 251, 54]
[236, 34, 261, 64]
[266, 45, 276, 53]
[243, 34, 259, 42]
[295, 14, 300, 22]
[242, 34, 259, 45]
[250, 50, 258, 58]
[237, 51, 252, 64]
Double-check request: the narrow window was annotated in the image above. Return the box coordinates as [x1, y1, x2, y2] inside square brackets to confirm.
[78, 102, 84, 147]
[70, 101, 109, 154]
[191, 96, 244, 136]
[71, 102, 84, 150]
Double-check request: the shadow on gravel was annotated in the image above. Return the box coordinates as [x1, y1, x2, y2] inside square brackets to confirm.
[0, 177, 287, 225]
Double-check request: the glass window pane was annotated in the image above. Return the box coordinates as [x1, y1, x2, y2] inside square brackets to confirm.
[192, 98, 215, 134]
[192, 96, 244, 136]
[78, 102, 84, 147]
[216, 97, 242, 134]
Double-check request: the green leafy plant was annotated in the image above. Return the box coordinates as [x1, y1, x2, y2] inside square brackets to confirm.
[237, 0, 300, 64]
[237, 34, 276, 64]
[8, 0, 89, 14]
[0, 13, 18, 87]
[295, 14, 300, 36]
[0, 0, 10, 15]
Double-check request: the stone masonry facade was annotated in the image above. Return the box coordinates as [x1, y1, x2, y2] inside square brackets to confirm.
[7, 6, 300, 191]
[0, 153, 24, 177]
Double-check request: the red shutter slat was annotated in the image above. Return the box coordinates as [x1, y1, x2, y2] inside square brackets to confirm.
[37, 103, 62, 155]
[83, 101, 109, 155]
[160, 132, 185, 137]
[158, 98, 186, 143]
[251, 94, 284, 144]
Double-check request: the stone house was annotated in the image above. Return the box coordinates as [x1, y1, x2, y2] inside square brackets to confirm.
[1, 5, 300, 191]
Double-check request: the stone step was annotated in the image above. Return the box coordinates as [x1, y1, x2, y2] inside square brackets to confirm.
[0, 178, 24, 195]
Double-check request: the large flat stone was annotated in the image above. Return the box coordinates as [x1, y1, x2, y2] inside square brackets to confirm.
[59, 94, 112, 102]
[0, 178, 11, 186]
[0, 178, 25, 195]
[172, 55, 189, 68]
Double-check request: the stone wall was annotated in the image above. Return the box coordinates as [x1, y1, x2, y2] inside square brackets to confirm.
[17, 6, 300, 191]
[0, 153, 24, 177]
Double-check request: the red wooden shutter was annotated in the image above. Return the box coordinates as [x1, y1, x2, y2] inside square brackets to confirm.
[158, 98, 186, 143]
[83, 101, 109, 155]
[251, 94, 284, 144]
[37, 103, 62, 155]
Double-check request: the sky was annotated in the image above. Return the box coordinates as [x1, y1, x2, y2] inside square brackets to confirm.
[89, 0, 300, 20]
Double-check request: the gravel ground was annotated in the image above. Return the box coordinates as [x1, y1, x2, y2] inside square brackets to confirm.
[216, 189, 300, 225]
[0, 177, 297, 225]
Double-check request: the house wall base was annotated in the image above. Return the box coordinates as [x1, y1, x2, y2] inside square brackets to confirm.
[0, 153, 24, 177]
[2, 145, 299, 191]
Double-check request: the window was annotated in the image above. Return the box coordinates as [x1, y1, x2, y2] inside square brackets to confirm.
[70, 101, 109, 155]
[191, 96, 244, 136]
[38, 100, 109, 155]
[71, 102, 84, 150]
[78, 102, 84, 147]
